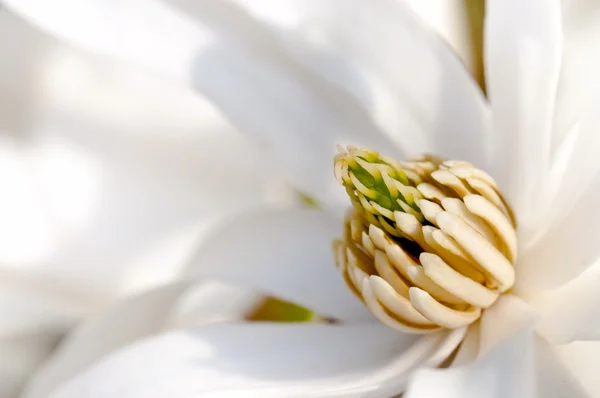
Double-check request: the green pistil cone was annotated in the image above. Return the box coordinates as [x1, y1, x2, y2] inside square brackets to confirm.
[334, 146, 425, 237]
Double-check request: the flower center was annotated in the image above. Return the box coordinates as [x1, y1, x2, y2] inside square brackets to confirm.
[332, 145, 517, 333]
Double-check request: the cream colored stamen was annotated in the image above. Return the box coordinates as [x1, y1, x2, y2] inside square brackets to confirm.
[333, 146, 517, 332]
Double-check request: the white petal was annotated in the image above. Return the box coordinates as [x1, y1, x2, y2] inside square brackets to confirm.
[232, 0, 489, 161]
[478, 294, 538, 356]
[163, 281, 264, 330]
[185, 208, 374, 322]
[0, 334, 59, 398]
[406, 326, 536, 398]
[529, 2, 600, 240]
[178, 1, 406, 213]
[403, 0, 477, 71]
[554, 340, 600, 397]
[409, 333, 592, 398]
[451, 321, 481, 366]
[516, 172, 600, 293]
[536, 93, 600, 244]
[0, 0, 203, 82]
[551, 1, 600, 152]
[22, 283, 188, 398]
[533, 261, 600, 343]
[22, 281, 263, 398]
[40, 324, 439, 398]
[0, 10, 289, 298]
[3, 0, 402, 212]
[423, 327, 468, 367]
[535, 337, 589, 398]
[24, 278, 462, 398]
[485, 0, 562, 233]
[0, 273, 91, 339]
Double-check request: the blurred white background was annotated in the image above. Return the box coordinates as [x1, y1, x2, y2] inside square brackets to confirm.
[0, 1, 476, 397]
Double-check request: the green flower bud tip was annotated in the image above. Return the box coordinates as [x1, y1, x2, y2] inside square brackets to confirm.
[334, 145, 432, 238]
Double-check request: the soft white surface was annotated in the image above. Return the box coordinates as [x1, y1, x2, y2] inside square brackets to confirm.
[485, 0, 562, 240]
[0, 9, 293, 397]
[35, 324, 420, 398]
[186, 208, 373, 321]
[21, 280, 264, 398]
[230, 0, 488, 161]
[2, 0, 600, 397]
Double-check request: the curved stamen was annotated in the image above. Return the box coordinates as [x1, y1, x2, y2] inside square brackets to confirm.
[333, 146, 517, 332]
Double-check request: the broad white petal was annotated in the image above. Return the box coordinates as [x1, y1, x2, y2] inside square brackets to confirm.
[0, 272, 92, 339]
[533, 261, 600, 343]
[0, 10, 289, 298]
[3, 0, 401, 212]
[413, 293, 590, 398]
[22, 281, 263, 398]
[485, 0, 562, 235]
[536, 91, 600, 244]
[0, 16, 289, 391]
[478, 294, 538, 356]
[535, 337, 589, 398]
[39, 324, 441, 398]
[423, 327, 468, 367]
[186, 208, 373, 322]
[451, 321, 481, 366]
[516, 172, 600, 293]
[0, 0, 202, 82]
[406, 326, 536, 398]
[403, 0, 478, 72]
[408, 333, 590, 398]
[525, 4, 600, 241]
[552, 0, 600, 151]
[22, 284, 188, 398]
[0, 334, 59, 398]
[231, 0, 489, 161]
[554, 340, 600, 397]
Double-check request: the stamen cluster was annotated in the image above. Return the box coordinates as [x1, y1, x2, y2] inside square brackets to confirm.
[333, 146, 517, 333]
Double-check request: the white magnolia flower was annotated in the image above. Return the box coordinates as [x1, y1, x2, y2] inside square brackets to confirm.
[3, 0, 600, 397]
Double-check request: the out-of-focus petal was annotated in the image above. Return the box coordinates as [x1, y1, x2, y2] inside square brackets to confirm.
[513, 3, 600, 256]
[406, 326, 536, 398]
[403, 0, 481, 77]
[411, 333, 591, 398]
[0, 9, 290, 296]
[532, 261, 600, 343]
[2, 0, 402, 214]
[37, 323, 444, 398]
[554, 340, 600, 397]
[229, 0, 489, 161]
[516, 172, 600, 294]
[535, 89, 600, 247]
[0, 271, 91, 339]
[452, 321, 481, 366]
[22, 280, 264, 398]
[535, 337, 589, 398]
[485, 0, 562, 240]
[24, 277, 465, 398]
[552, 0, 600, 152]
[185, 208, 373, 322]
[478, 294, 538, 356]
[0, 13, 293, 395]
[0, 0, 203, 82]
[0, 335, 59, 398]
[520, 2, 600, 247]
